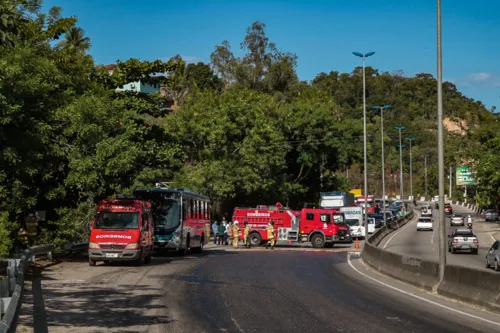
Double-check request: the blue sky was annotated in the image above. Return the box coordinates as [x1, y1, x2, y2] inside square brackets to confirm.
[43, 0, 500, 109]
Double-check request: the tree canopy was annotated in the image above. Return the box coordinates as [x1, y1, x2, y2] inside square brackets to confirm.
[0, 0, 497, 255]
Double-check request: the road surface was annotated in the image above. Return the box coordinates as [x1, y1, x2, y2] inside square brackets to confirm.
[17, 248, 500, 332]
[380, 204, 494, 271]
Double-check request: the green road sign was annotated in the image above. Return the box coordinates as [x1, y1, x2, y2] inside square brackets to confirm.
[456, 166, 476, 186]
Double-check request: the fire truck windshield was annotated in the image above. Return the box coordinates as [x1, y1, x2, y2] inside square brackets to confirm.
[95, 212, 139, 229]
[333, 214, 345, 224]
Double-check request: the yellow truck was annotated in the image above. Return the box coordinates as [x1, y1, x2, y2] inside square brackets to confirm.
[349, 189, 362, 197]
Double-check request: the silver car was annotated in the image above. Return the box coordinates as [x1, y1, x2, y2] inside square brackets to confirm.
[484, 209, 498, 221]
[448, 229, 478, 254]
[485, 240, 500, 271]
[450, 214, 464, 226]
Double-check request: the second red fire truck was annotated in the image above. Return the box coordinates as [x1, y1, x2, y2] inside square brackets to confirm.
[232, 203, 349, 248]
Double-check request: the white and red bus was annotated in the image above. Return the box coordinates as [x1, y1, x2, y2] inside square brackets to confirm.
[133, 185, 210, 254]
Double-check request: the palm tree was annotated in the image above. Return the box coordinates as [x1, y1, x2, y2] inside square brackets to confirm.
[60, 27, 91, 51]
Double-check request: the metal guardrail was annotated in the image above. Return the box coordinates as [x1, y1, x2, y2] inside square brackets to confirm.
[0, 244, 53, 333]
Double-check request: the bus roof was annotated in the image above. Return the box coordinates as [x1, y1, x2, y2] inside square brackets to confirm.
[133, 187, 210, 201]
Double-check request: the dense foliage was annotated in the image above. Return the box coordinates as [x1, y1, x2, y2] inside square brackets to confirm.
[0, 1, 497, 255]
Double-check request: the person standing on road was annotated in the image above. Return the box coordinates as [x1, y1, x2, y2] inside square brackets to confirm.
[266, 220, 276, 250]
[212, 221, 218, 244]
[243, 221, 251, 248]
[225, 220, 233, 245]
[232, 221, 240, 249]
[217, 221, 225, 246]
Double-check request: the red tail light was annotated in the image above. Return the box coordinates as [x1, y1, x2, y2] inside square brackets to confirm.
[473, 239, 478, 244]
[453, 238, 458, 243]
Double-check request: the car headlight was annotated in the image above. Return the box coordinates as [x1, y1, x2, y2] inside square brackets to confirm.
[89, 242, 100, 249]
[125, 243, 140, 250]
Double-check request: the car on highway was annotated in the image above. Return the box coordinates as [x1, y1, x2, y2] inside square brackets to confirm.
[368, 214, 386, 228]
[421, 204, 432, 212]
[485, 240, 500, 271]
[416, 217, 433, 231]
[450, 214, 465, 226]
[421, 209, 432, 218]
[448, 228, 478, 254]
[444, 203, 453, 215]
[483, 209, 498, 221]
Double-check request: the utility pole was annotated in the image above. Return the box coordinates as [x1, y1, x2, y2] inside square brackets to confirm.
[374, 105, 390, 224]
[449, 166, 452, 200]
[394, 126, 406, 200]
[405, 138, 416, 200]
[425, 156, 428, 200]
[437, 0, 447, 283]
[353, 51, 375, 239]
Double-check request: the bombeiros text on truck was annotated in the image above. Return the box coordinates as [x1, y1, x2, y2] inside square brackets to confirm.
[232, 202, 349, 248]
[88, 198, 155, 266]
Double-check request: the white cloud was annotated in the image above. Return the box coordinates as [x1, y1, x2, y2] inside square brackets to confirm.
[467, 72, 491, 81]
[180, 55, 205, 64]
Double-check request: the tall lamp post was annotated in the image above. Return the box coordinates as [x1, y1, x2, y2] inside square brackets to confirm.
[374, 105, 390, 224]
[353, 51, 375, 238]
[437, 0, 446, 282]
[405, 138, 416, 201]
[394, 125, 406, 200]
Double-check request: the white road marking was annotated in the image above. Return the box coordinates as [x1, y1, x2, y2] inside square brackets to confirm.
[382, 212, 420, 249]
[347, 254, 500, 327]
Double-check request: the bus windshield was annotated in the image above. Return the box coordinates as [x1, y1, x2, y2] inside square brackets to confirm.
[133, 191, 181, 234]
[345, 219, 360, 226]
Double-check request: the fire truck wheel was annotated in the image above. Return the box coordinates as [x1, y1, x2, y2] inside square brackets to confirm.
[249, 232, 262, 246]
[311, 234, 325, 248]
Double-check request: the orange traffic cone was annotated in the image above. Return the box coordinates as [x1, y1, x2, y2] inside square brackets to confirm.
[355, 237, 359, 249]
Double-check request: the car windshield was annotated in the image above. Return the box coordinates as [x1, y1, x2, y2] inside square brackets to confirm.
[358, 202, 373, 208]
[95, 212, 139, 229]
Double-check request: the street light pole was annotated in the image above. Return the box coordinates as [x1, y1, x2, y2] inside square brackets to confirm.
[437, 0, 447, 282]
[374, 105, 390, 224]
[425, 155, 428, 200]
[405, 138, 416, 200]
[353, 51, 375, 239]
[394, 126, 406, 200]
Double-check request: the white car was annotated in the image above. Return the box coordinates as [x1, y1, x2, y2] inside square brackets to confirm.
[417, 217, 433, 231]
[421, 209, 432, 218]
[350, 218, 376, 238]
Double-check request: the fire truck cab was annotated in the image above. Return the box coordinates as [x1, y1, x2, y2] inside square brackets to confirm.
[232, 203, 348, 248]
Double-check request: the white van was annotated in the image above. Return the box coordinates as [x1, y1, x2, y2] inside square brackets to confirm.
[341, 206, 363, 238]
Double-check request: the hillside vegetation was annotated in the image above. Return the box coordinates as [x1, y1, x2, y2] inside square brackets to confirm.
[0, 1, 497, 255]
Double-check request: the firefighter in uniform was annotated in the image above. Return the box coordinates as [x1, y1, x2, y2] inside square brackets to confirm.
[232, 221, 240, 248]
[243, 221, 251, 248]
[266, 220, 275, 250]
[25, 214, 38, 246]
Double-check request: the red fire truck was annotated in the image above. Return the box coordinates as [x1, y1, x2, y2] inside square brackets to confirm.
[232, 203, 349, 248]
[355, 195, 375, 214]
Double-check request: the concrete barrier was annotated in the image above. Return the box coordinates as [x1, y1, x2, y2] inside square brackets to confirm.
[362, 211, 440, 290]
[361, 205, 500, 314]
[438, 265, 500, 313]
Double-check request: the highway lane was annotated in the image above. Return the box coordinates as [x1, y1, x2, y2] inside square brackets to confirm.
[380, 204, 490, 271]
[23, 248, 500, 332]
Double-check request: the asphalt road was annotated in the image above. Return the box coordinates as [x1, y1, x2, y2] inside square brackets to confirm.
[380, 204, 491, 271]
[20, 249, 500, 332]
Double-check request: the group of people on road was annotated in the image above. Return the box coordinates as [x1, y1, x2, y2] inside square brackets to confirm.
[211, 218, 276, 250]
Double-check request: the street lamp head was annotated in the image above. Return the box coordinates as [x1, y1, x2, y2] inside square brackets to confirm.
[373, 105, 381, 109]
[383, 104, 391, 109]
[365, 52, 376, 57]
[405, 137, 416, 141]
[352, 52, 364, 58]
[394, 125, 406, 131]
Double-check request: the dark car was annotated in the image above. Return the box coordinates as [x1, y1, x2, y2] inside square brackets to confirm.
[444, 203, 453, 215]
[368, 214, 385, 228]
